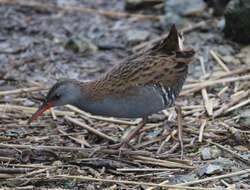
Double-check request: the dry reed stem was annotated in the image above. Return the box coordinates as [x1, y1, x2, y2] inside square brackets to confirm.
[182, 108, 203, 116]
[225, 99, 250, 113]
[200, 73, 211, 80]
[198, 119, 206, 142]
[0, 167, 29, 174]
[8, 185, 34, 190]
[64, 116, 118, 143]
[134, 156, 193, 169]
[177, 169, 250, 186]
[181, 75, 250, 96]
[201, 89, 213, 116]
[210, 50, 230, 73]
[57, 128, 90, 147]
[0, 87, 45, 96]
[231, 90, 244, 99]
[55, 175, 215, 190]
[207, 140, 250, 165]
[133, 171, 172, 179]
[5, 164, 49, 169]
[117, 168, 177, 172]
[139, 123, 161, 133]
[238, 81, 250, 91]
[200, 56, 206, 75]
[0, 143, 152, 156]
[157, 130, 177, 154]
[165, 158, 193, 165]
[135, 136, 166, 149]
[66, 105, 138, 125]
[17, 167, 57, 178]
[213, 66, 250, 80]
[146, 180, 169, 190]
[50, 107, 57, 120]
[0, 157, 14, 162]
[0, 0, 162, 20]
[182, 105, 204, 110]
[219, 122, 242, 140]
[0, 173, 17, 178]
[226, 185, 236, 190]
[214, 90, 250, 117]
[218, 86, 229, 96]
[183, 75, 250, 89]
[221, 179, 230, 187]
[199, 56, 213, 116]
[136, 160, 185, 168]
[0, 104, 74, 117]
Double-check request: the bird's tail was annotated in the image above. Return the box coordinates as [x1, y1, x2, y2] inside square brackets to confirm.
[160, 24, 183, 51]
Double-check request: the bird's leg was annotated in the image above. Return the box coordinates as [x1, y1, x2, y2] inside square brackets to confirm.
[122, 117, 148, 147]
[175, 105, 184, 159]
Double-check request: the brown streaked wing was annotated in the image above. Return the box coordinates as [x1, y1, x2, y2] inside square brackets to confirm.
[87, 49, 195, 101]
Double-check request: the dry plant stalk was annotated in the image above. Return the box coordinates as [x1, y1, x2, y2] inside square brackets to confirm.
[0, 0, 161, 20]
[145, 169, 249, 190]
[214, 90, 250, 117]
[218, 86, 229, 96]
[226, 99, 250, 113]
[135, 136, 166, 149]
[134, 156, 193, 169]
[213, 66, 250, 80]
[57, 128, 90, 147]
[0, 143, 152, 157]
[50, 107, 57, 120]
[157, 130, 177, 154]
[64, 116, 118, 143]
[66, 105, 138, 125]
[0, 86, 45, 96]
[55, 175, 214, 190]
[198, 119, 207, 142]
[177, 169, 250, 186]
[0, 173, 17, 178]
[183, 75, 250, 89]
[0, 156, 14, 162]
[207, 140, 250, 165]
[174, 105, 184, 159]
[0, 104, 74, 117]
[210, 50, 230, 73]
[146, 180, 169, 190]
[181, 75, 250, 96]
[199, 56, 213, 116]
[6, 164, 49, 169]
[231, 90, 244, 99]
[117, 168, 175, 172]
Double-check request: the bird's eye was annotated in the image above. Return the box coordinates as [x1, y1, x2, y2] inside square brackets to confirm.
[55, 93, 61, 99]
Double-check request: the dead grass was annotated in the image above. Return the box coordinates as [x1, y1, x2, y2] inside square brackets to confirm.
[0, 1, 249, 189]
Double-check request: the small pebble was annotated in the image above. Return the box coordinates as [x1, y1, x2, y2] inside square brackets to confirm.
[126, 30, 151, 45]
[205, 164, 223, 175]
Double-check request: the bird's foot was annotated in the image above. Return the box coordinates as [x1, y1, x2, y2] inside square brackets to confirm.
[158, 109, 184, 159]
[108, 117, 148, 156]
[175, 105, 184, 159]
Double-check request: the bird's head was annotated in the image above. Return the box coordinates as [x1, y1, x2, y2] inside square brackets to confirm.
[28, 80, 83, 123]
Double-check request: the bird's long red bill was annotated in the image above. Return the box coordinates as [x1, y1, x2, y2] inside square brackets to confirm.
[28, 102, 52, 124]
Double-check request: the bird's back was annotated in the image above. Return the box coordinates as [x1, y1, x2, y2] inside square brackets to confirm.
[82, 25, 196, 118]
[88, 48, 195, 100]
